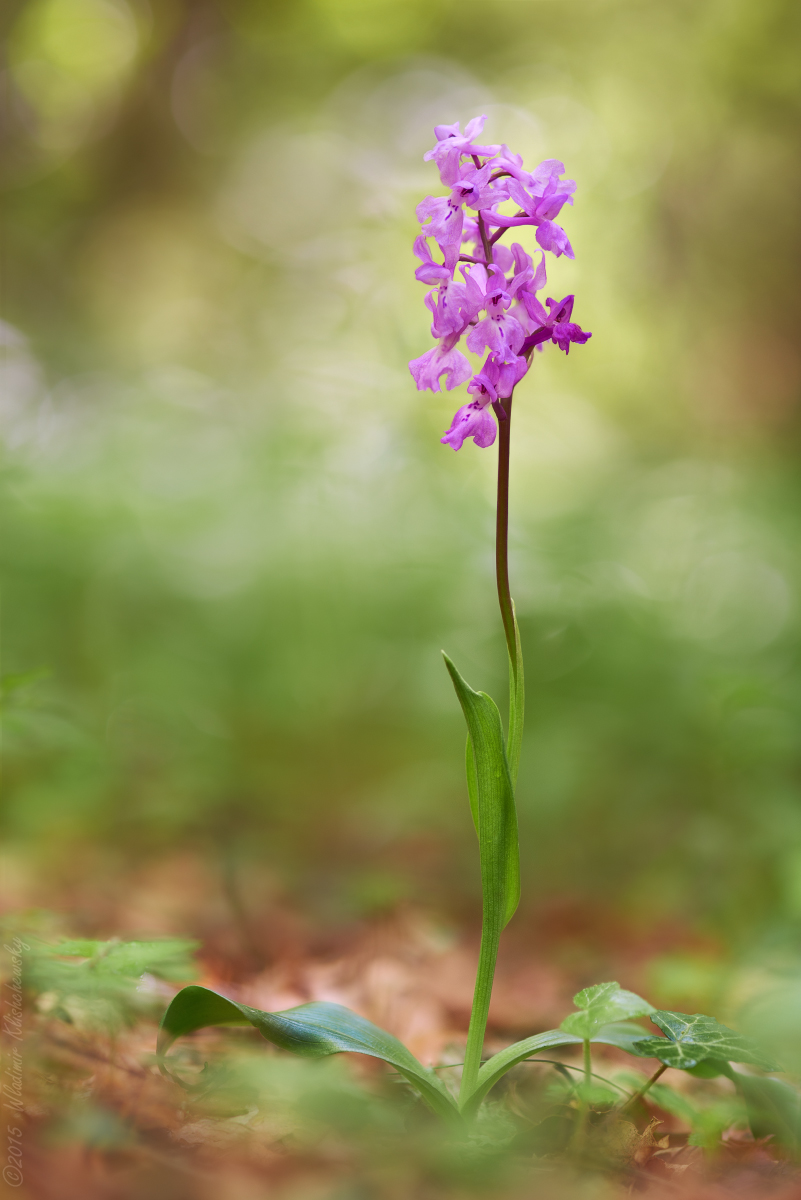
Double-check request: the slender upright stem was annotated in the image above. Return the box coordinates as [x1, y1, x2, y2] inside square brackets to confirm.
[459, 923, 501, 1103]
[458, 393, 520, 1109]
[567, 1038, 593, 1151]
[492, 395, 516, 669]
[618, 1063, 667, 1114]
[583, 1039, 592, 1089]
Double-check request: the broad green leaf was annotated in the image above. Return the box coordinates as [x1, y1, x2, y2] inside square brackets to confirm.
[461, 1022, 647, 1116]
[462, 1028, 582, 1117]
[560, 981, 654, 1040]
[158, 985, 459, 1123]
[506, 600, 524, 788]
[443, 655, 519, 929]
[630, 1010, 778, 1071]
[735, 1073, 801, 1149]
[591, 1021, 656, 1053]
[685, 1058, 732, 1079]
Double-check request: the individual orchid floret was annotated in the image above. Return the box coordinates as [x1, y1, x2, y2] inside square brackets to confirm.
[440, 401, 497, 451]
[409, 334, 472, 393]
[543, 295, 592, 354]
[507, 244, 546, 300]
[413, 236, 455, 284]
[482, 162, 577, 258]
[425, 276, 469, 339]
[522, 295, 592, 356]
[534, 220, 574, 259]
[451, 162, 506, 211]
[417, 164, 507, 255]
[479, 210, 574, 259]
[467, 352, 528, 405]
[423, 115, 499, 186]
[416, 193, 465, 250]
[467, 358, 500, 404]
[463, 267, 524, 361]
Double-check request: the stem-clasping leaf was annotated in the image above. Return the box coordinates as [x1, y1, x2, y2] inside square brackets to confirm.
[443, 654, 519, 930]
[443, 653, 520, 1106]
[158, 985, 461, 1124]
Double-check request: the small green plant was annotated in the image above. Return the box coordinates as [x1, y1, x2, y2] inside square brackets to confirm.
[157, 115, 796, 1154]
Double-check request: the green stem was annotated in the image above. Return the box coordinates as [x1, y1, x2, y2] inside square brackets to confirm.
[492, 395, 516, 669]
[459, 393, 521, 1108]
[459, 923, 500, 1103]
[618, 1063, 667, 1114]
[494, 394, 524, 787]
[568, 1039, 593, 1151]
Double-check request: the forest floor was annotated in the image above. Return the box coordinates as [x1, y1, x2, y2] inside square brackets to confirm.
[3, 850, 800, 1200]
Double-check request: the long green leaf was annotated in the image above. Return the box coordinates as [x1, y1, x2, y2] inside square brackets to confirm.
[463, 1029, 581, 1116]
[463, 1021, 652, 1116]
[506, 600, 524, 788]
[158, 985, 460, 1123]
[443, 654, 520, 1106]
[464, 604, 523, 848]
[443, 655, 519, 929]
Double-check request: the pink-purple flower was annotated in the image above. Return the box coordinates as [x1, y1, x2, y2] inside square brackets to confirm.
[409, 117, 592, 450]
[440, 401, 498, 451]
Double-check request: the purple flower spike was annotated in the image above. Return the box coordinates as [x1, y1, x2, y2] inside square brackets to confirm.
[409, 116, 591, 447]
[441, 401, 497, 451]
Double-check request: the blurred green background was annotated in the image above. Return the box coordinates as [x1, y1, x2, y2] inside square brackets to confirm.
[2, 0, 801, 959]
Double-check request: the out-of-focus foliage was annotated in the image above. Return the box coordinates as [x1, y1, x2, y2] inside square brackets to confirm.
[20, 934, 198, 1031]
[1, 0, 801, 955]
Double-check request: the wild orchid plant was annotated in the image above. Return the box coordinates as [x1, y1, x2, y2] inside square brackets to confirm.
[158, 118, 784, 1143]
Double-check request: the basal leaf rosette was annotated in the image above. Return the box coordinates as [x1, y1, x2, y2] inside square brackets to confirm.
[158, 985, 460, 1124]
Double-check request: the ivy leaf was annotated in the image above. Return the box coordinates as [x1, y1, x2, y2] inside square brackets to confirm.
[158, 985, 460, 1124]
[631, 1010, 778, 1071]
[560, 981, 654, 1040]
